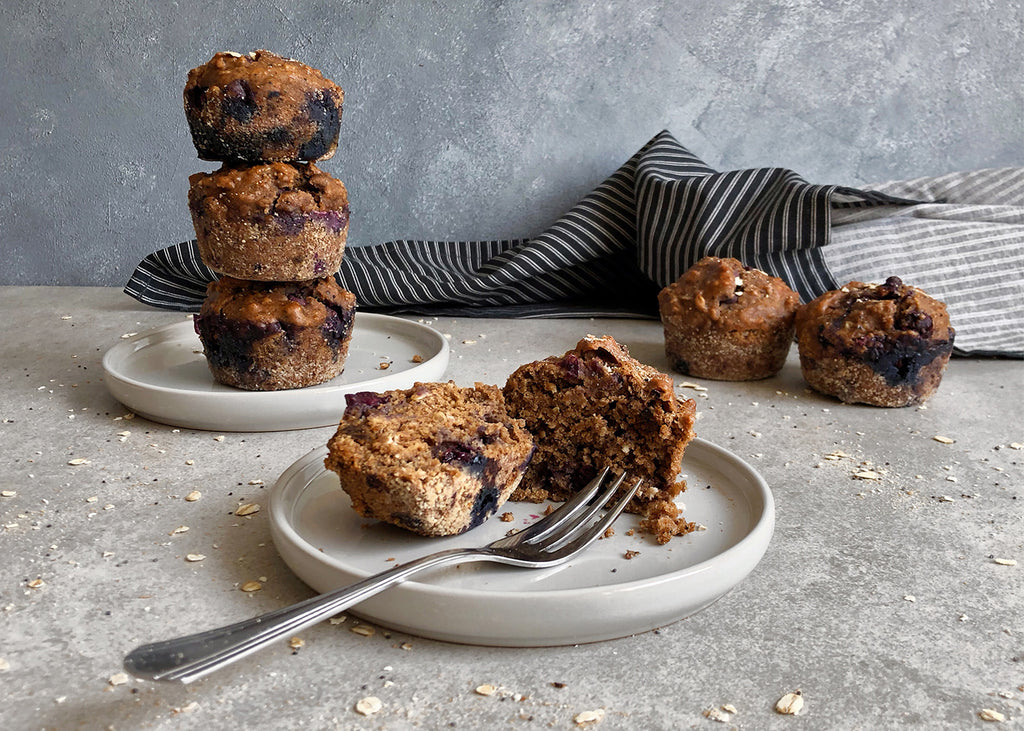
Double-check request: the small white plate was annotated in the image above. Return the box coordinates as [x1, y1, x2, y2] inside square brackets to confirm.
[269, 438, 774, 646]
[102, 313, 449, 432]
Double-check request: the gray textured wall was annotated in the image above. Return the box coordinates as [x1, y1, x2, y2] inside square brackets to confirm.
[2, 0, 1022, 287]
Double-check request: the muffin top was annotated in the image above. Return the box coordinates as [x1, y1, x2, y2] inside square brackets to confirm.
[796, 276, 954, 359]
[188, 162, 349, 219]
[658, 256, 799, 333]
[200, 276, 355, 327]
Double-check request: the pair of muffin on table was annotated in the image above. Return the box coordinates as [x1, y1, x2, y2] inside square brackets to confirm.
[185, 50, 357, 391]
[658, 256, 955, 408]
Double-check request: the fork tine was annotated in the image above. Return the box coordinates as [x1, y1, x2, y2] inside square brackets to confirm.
[540, 476, 643, 561]
[522, 470, 630, 547]
[504, 466, 613, 544]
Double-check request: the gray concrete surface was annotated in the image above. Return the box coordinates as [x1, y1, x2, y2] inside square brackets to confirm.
[2, 286, 1022, 729]
[2, 1, 1023, 287]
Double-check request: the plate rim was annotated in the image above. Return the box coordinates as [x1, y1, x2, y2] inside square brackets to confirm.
[100, 312, 450, 431]
[269, 437, 775, 602]
[101, 312, 449, 399]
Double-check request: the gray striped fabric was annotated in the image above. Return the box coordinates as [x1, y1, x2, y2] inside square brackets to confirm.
[825, 168, 1024, 356]
[125, 130, 1023, 356]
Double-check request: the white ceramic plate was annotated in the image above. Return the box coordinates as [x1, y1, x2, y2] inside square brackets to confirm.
[102, 313, 449, 432]
[269, 438, 774, 646]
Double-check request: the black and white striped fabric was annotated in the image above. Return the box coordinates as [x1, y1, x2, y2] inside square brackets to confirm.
[125, 130, 1023, 356]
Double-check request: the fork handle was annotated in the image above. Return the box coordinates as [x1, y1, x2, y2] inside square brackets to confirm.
[124, 547, 487, 683]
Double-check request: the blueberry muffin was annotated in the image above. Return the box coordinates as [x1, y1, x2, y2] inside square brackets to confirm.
[324, 382, 535, 537]
[503, 335, 698, 543]
[188, 162, 349, 281]
[658, 256, 800, 381]
[184, 50, 344, 162]
[194, 276, 356, 391]
[795, 276, 955, 407]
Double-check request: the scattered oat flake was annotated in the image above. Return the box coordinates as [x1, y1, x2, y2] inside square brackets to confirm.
[108, 672, 129, 686]
[289, 637, 305, 650]
[350, 624, 375, 637]
[1, 491, 16, 498]
[378, 361, 391, 370]
[355, 696, 382, 716]
[932, 435, 955, 444]
[235, 503, 261, 516]
[574, 709, 605, 726]
[993, 558, 1017, 566]
[979, 708, 1006, 722]
[678, 381, 708, 391]
[171, 525, 189, 534]
[213, 435, 225, 442]
[624, 550, 641, 560]
[184, 490, 201, 502]
[27, 578, 45, 589]
[1009, 443, 1023, 450]
[722, 704, 738, 714]
[329, 616, 347, 625]
[775, 690, 804, 715]
[86, 496, 99, 503]
[185, 554, 206, 562]
[703, 707, 733, 722]
[853, 470, 882, 481]
[175, 701, 200, 714]
[0, 658, 9, 671]
[938, 495, 955, 503]
[400, 642, 413, 650]
[904, 595, 916, 602]
[67, 458, 91, 466]
[475, 684, 498, 696]
[462, 339, 477, 345]
[247, 479, 264, 485]
[240, 581, 262, 592]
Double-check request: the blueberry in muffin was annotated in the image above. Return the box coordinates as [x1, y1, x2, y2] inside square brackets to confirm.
[324, 382, 535, 537]
[188, 161, 349, 281]
[795, 276, 955, 407]
[184, 50, 344, 163]
[194, 276, 356, 391]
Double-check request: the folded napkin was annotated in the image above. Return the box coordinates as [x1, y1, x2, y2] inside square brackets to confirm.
[126, 130, 1024, 356]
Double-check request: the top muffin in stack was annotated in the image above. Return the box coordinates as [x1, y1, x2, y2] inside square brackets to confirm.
[183, 50, 357, 391]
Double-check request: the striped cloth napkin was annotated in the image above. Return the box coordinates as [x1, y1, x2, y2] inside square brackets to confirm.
[126, 130, 1024, 356]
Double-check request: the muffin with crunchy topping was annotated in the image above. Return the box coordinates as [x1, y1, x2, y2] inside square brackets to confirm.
[658, 256, 800, 381]
[795, 276, 955, 407]
[184, 50, 343, 163]
[188, 161, 349, 281]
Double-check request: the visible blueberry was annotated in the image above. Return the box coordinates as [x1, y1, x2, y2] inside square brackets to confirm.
[286, 292, 308, 306]
[308, 209, 349, 234]
[296, 91, 340, 159]
[466, 485, 501, 530]
[194, 314, 283, 372]
[560, 353, 582, 379]
[221, 79, 257, 123]
[274, 213, 307, 235]
[345, 391, 386, 411]
[897, 310, 933, 337]
[434, 440, 484, 467]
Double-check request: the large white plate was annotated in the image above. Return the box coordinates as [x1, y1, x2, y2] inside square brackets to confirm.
[102, 313, 449, 432]
[269, 438, 774, 646]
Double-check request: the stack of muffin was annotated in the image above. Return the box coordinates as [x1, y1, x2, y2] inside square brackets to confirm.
[183, 50, 357, 391]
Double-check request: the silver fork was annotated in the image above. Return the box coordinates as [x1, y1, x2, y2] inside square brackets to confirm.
[123, 468, 642, 683]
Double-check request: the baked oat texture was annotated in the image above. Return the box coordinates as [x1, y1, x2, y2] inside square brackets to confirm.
[184, 50, 344, 162]
[194, 276, 356, 391]
[189, 162, 349, 281]
[658, 256, 799, 381]
[503, 335, 698, 543]
[325, 382, 536, 537]
[795, 276, 955, 407]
